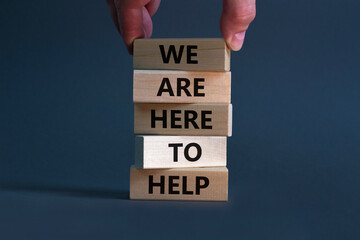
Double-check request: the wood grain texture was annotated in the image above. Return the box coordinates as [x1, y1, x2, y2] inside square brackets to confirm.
[130, 166, 228, 201]
[133, 70, 231, 103]
[133, 38, 230, 71]
[135, 136, 227, 169]
[134, 103, 232, 136]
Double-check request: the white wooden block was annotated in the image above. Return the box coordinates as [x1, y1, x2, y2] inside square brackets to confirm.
[135, 135, 227, 169]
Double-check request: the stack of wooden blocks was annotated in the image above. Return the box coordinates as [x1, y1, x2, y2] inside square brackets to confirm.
[130, 39, 232, 201]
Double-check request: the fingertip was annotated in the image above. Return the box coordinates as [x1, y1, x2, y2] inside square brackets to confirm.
[227, 31, 246, 51]
[142, 7, 153, 38]
[125, 28, 147, 55]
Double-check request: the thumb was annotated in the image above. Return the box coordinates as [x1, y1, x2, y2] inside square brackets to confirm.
[220, 0, 256, 51]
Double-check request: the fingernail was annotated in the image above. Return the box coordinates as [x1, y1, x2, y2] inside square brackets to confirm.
[229, 31, 246, 51]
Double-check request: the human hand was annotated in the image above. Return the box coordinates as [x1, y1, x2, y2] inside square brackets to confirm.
[106, 0, 255, 54]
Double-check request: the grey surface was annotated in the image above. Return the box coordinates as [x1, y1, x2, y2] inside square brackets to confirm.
[1, 0, 359, 239]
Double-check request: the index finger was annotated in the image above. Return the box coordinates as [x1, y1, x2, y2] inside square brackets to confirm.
[114, 0, 152, 53]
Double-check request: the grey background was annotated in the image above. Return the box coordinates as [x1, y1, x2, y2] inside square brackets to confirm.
[1, 0, 359, 239]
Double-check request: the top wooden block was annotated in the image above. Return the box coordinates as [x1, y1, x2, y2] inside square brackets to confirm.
[133, 38, 230, 71]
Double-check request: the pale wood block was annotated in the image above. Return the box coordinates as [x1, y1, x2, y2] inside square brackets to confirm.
[133, 70, 231, 103]
[135, 135, 227, 169]
[134, 103, 232, 136]
[133, 38, 230, 71]
[130, 166, 228, 201]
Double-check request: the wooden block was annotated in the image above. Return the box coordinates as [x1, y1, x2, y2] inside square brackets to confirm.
[130, 166, 228, 201]
[133, 38, 230, 71]
[133, 70, 231, 103]
[135, 136, 227, 169]
[134, 103, 232, 136]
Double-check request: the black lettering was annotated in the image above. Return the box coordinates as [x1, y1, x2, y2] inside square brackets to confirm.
[171, 110, 182, 128]
[149, 175, 165, 194]
[194, 78, 205, 97]
[169, 176, 180, 194]
[184, 110, 199, 129]
[168, 143, 183, 162]
[159, 45, 184, 64]
[177, 78, 191, 96]
[182, 176, 194, 195]
[201, 111, 212, 129]
[187, 45, 198, 64]
[196, 176, 209, 195]
[157, 78, 174, 96]
[184, 143, 202, 162]
[151, 109, 167, 128]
